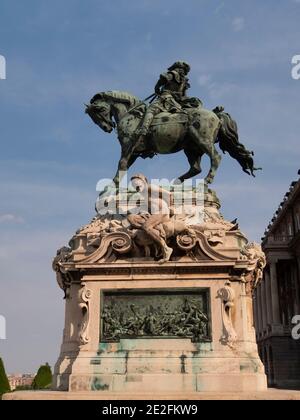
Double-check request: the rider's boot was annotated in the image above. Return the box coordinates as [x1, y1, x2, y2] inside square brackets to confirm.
[137, 110, 155, 136]
[133, 111, 155, 150]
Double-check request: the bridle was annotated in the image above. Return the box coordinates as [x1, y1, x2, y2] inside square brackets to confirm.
[91, 102, 115, 130]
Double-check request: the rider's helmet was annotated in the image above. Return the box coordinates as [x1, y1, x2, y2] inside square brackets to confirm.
[168, 61, 191, 74]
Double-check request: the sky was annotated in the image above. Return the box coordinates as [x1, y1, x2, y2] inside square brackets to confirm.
[0, 0, 300, 373]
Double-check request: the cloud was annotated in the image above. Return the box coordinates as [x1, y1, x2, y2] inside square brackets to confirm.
[232, 17, 245, 32]
[214, 2, 225, 14]
[0, 214, 24, 224]
[197, 74, 213, 87]
[1, 0, 300, 375]
[0, 228, 67, 373]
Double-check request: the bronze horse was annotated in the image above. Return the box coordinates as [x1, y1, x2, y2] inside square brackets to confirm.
[85, 91, 260, 189]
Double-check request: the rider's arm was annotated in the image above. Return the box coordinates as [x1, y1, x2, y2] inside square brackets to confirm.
[154, 72, 173, 95]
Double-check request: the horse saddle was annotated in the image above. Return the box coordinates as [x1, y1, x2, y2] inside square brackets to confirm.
[151, 111, 188, 127]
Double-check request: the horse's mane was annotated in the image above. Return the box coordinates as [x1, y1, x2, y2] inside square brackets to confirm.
[91, 90, 141, 107]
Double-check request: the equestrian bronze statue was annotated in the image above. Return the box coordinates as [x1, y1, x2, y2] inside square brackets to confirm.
[85, 61, 261, 189]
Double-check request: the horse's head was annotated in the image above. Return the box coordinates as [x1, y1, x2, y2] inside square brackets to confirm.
[85, 93, 115, 133]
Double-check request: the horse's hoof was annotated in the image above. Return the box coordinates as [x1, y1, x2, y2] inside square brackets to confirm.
[173, 178, 183, 186]
[204, 177, 213, 184]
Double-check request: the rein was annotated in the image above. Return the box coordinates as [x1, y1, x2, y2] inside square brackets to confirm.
[93, 105, 116, 129]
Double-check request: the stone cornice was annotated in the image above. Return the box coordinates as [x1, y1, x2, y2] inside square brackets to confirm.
[59, 259, 252, 285]
[262, 177, 300, 244]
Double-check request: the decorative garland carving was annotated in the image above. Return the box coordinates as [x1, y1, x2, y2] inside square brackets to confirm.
[52, 185, 263, 298]
[240, 242, 266, 294]
[70, 219, 235, 265]
[82, 231, 133, 264]
[52, 246, 73, 298]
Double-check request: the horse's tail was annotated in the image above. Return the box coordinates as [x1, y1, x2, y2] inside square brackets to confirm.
[213, 106, 262, 177]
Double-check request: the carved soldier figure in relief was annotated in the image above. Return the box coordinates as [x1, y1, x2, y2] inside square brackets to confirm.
[128, 174, 174, 262]
[240, 242, 267, 293]
[52, 246, 72, 298]
[53, 178, 262, 266]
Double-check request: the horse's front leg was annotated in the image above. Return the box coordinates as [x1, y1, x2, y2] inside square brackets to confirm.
[98, 151, 131, 198]
[113, 155, 129, 187]
[113, 147, 138, 188]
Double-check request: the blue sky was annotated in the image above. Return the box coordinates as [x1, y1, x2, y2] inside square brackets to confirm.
[0, 0, 300, 373]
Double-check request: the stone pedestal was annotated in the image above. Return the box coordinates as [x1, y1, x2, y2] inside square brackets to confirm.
[52, 189, 267, 393]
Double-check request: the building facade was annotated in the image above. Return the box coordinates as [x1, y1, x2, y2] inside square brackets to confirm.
[8, 374, 35, 391]
[254, 174, 300, 389]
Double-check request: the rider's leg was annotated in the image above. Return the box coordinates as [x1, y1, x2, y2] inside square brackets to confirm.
[137, 110, 155, 136]
[142, 215, 173, 261]
[136, 103, 161, 137]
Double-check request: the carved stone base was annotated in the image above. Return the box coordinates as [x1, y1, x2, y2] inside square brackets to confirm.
[5, 390, 300, 400]
[53, 264, 267, 393]
[52, 190, 267, 393]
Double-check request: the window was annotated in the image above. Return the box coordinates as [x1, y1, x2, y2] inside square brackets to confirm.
[296, 213, 300, 231]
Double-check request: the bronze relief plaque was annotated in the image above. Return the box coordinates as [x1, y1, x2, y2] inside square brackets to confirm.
[100, 289, 211, 342]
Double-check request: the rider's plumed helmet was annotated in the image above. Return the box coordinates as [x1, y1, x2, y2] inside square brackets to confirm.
[168, 61, 191, 73]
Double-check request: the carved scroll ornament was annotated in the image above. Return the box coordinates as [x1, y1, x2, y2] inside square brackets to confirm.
[78, 283, 92, 346]
[217, 282, 238, 348]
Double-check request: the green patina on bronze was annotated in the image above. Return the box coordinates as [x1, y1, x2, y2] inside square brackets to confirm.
[100, 290, 211, 343]
[85, 61, 261, 191]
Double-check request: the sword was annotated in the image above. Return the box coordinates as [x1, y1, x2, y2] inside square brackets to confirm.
[127, 93, 157, 114]
[144, 93, 157, 102]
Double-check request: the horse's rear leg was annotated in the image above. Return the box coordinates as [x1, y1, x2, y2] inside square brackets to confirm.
[188, 126, 221, 185]
[177, 148, 203, 183]
[205, 145, 221, 184]
[198, 142, 221, 184]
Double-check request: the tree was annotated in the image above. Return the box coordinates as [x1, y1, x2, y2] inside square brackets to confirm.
[32, 363, 52, 390]
[0, 357, 10, 398]
[15, 385, 32, 391]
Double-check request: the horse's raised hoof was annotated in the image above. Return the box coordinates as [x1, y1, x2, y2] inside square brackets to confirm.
[204, 176, 214, 185]
[173, 178, 183, 186]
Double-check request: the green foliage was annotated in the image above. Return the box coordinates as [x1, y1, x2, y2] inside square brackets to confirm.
[0, 357, 11, 398]
[15, 385, 32, 391]
[32, 363, 52, 390]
